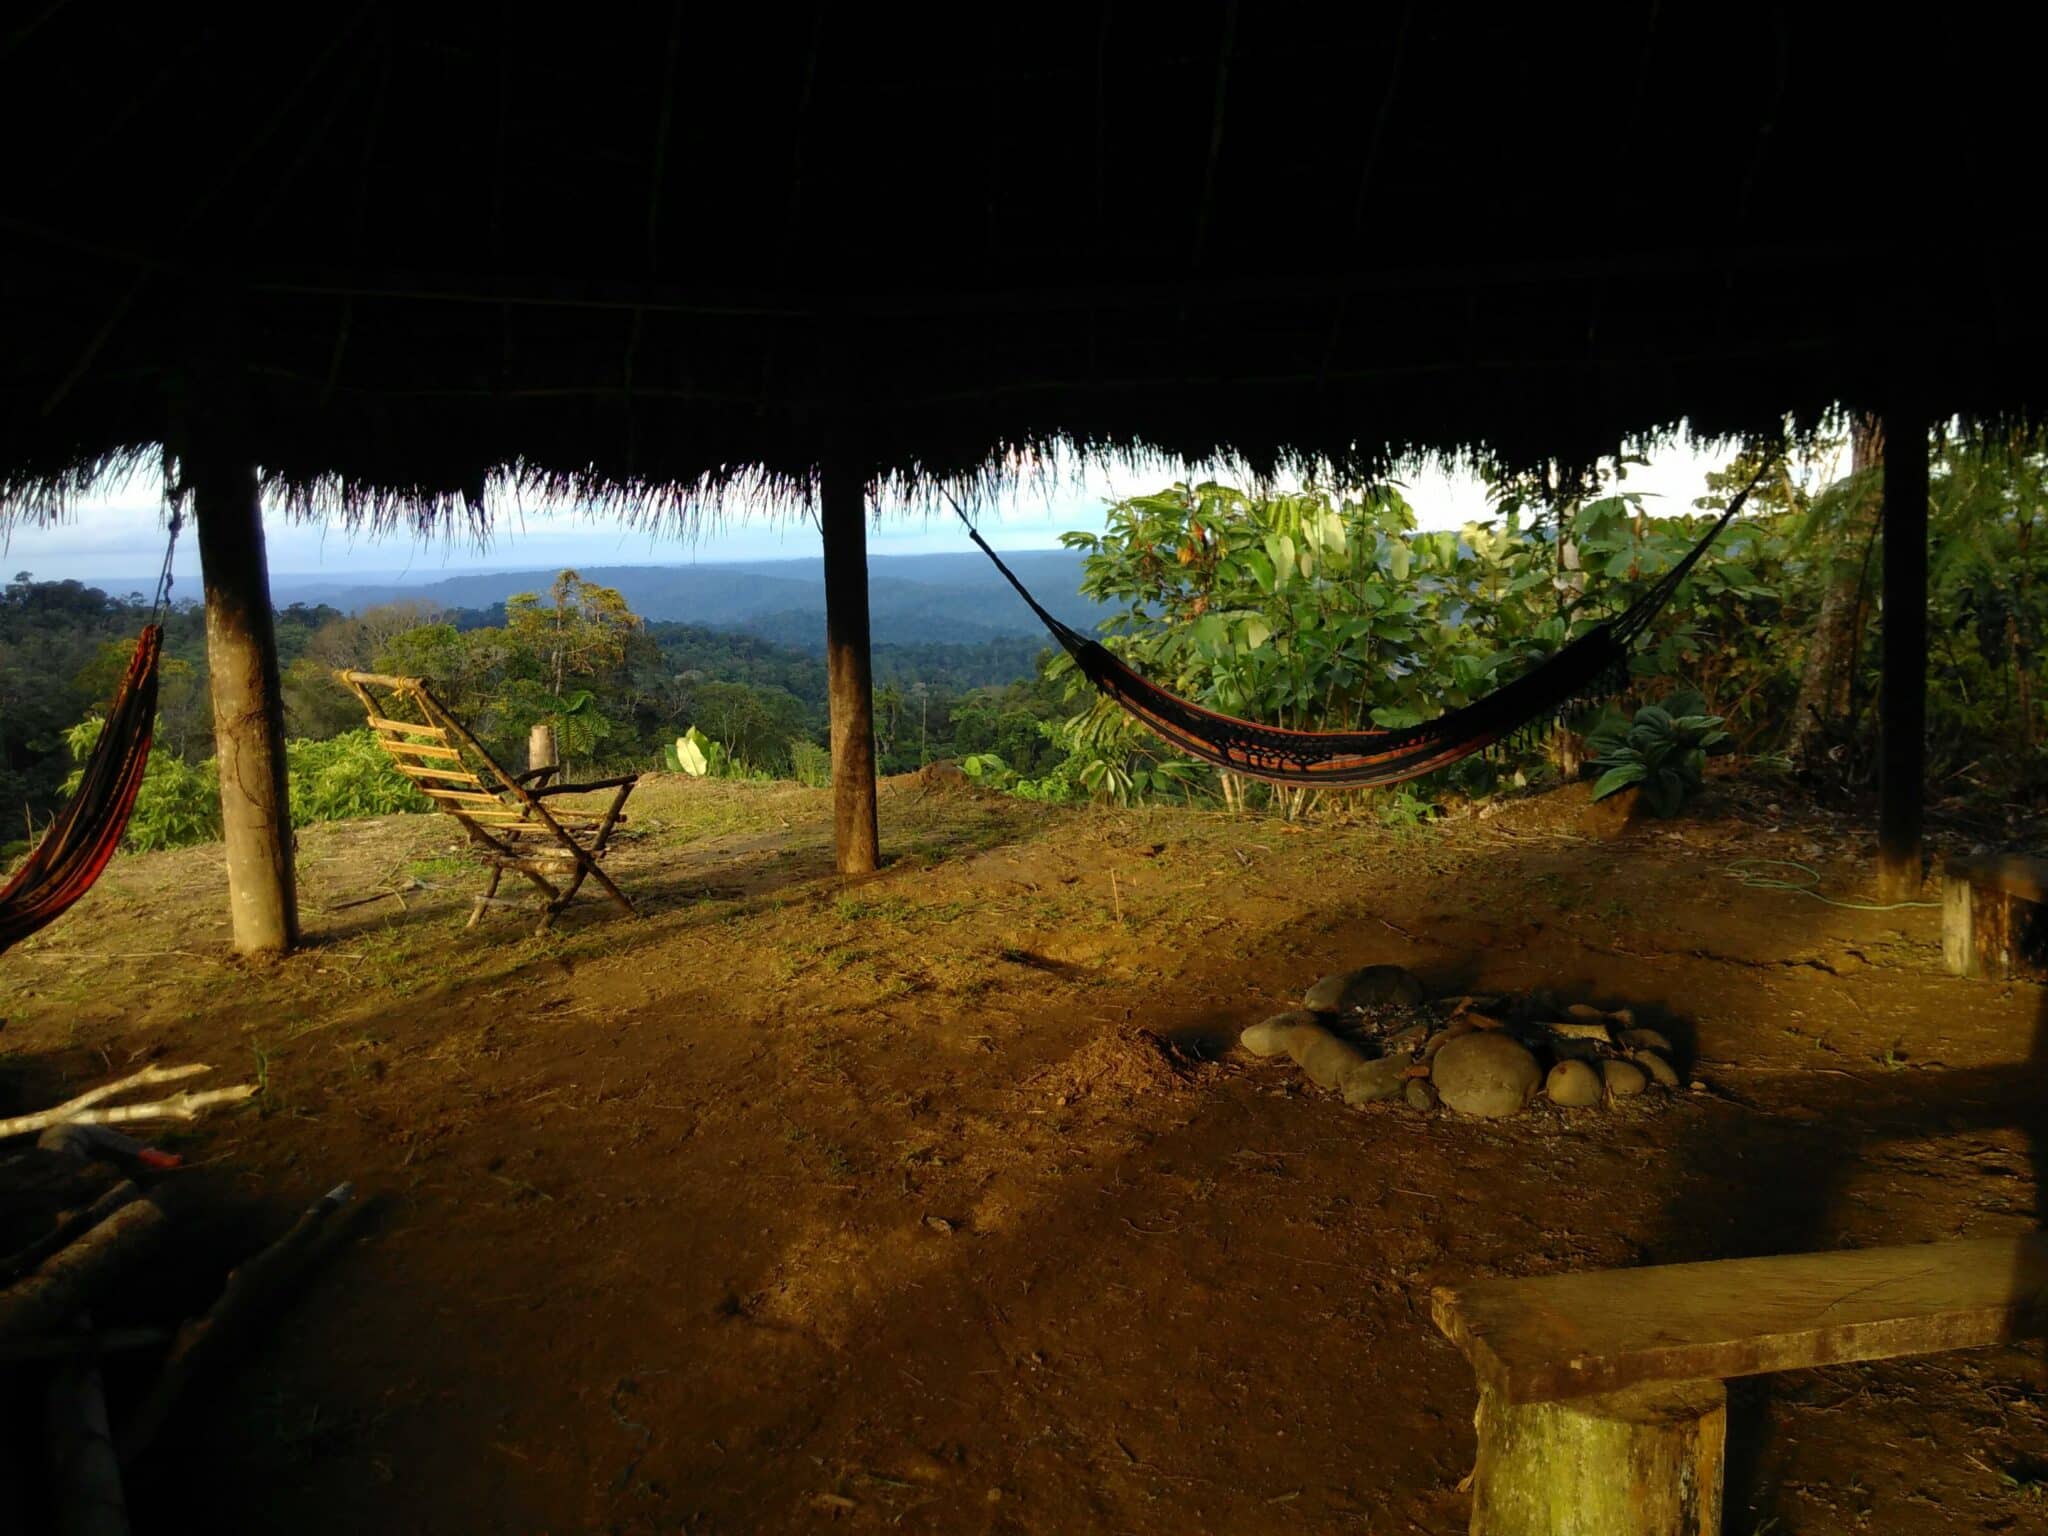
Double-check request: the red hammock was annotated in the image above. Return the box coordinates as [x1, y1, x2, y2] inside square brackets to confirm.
[952, 464, 1769, 788]
[0, 625, 163, 956]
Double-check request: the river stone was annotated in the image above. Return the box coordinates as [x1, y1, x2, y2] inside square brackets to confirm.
[1431, 1033, 1542, 1118]
[1620, 1027, 1674, 1055]
[1404, 1078, 1439, 1112]
[1288, 1025, 1371, 1090]
[1303, 965, 1426, 1013]
[1601, 1059, 1648, 1098]
[1545, 1059, 1603, 1107]
[1240, 1010, 1319, 1058]
[1635, 1049, 1681, 1088]
[1548, 1020, 1613, 1043]
[1341, 1055, 1410, 1106]
[1422, 1020, 1475, 1061]
[1566, 1003, 1607, 1022]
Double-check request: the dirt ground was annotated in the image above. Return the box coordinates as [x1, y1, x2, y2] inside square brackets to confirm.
[2, 769, 2043, 1534]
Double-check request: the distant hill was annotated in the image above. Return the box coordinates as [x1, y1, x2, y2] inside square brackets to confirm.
[242, 549, 1100, 649]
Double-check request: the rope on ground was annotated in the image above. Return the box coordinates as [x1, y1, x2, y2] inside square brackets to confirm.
[1721, 858, 1941, 911]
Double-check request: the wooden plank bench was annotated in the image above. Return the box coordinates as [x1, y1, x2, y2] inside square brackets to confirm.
[1943, 852, 2048, 981]
[1431, 1235, 2048, 1533]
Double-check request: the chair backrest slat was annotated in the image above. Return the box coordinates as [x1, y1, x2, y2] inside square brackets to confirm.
[364, 714, 450, 739]
[374, 737, 467, 762]
[385, 760, 486, 787]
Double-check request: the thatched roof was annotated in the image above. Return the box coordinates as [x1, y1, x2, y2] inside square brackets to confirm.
[4, 6, 2042, 523]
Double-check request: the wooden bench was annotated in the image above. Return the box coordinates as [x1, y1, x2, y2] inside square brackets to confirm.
[1432, 1235, 2048, 1534]
[1944, 852, 2048, 981]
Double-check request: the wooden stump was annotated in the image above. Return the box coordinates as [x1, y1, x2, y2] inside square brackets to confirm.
[1469, 1379, 1724, 1536]
[1943, 855, 2048, 981]
[527, 723, 559, 778]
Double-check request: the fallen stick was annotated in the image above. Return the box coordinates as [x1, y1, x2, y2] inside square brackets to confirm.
[0, 1065, 212, 1140]
[0, 1182, 140, 1287]
[121, 1182, 355, 1462]
[0, 1198, 167, 1341]
[0, 1084, 256, 1141]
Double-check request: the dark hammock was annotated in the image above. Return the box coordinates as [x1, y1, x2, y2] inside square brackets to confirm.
[0, 624, 163, 956]
[955, 472, 1765, 789]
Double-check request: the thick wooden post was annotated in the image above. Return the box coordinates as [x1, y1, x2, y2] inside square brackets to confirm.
[1470, 1380, 1725, 1535]
[821, 459, 880, 875]
[1877, 405, 1927, 903]
[189, 435, 299, 954]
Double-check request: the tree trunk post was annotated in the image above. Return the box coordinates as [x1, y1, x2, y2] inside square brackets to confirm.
[189, 432, 300, 955]
[527, 723, 559, 777]
[821, 457, 880, 876]
[1877, 404, 1928, 904]
[1469, 1379, 1725, 1535]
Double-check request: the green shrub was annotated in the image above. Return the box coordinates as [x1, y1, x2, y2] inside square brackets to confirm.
[63, 715, 223, 852]
[788, 737, 832, 788]
[1586, 690, 1731, 817]
[287, 730, 430, 826]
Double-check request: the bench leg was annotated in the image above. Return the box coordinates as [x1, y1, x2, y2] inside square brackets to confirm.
[1470, 1379, 1724, 1536]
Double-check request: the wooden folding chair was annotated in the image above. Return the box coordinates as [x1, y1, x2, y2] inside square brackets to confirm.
[336, 671, 639, 934]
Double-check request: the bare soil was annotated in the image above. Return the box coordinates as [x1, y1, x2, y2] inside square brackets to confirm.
[3, 771, 2043, 1534]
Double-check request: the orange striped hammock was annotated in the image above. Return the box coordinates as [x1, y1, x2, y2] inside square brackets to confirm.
[955, 474, 1762, 789]
[0, 626, 162, 955]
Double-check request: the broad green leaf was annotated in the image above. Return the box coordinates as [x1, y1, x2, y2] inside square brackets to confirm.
[1264, 533, 1296, 586]
[1590, 762, 1647, 800]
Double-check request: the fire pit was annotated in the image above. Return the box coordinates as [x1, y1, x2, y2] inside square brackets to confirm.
[1239, 965, 1692, 1117]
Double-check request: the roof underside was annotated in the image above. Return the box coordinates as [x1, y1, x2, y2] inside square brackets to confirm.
[4, 4, 2043, 522]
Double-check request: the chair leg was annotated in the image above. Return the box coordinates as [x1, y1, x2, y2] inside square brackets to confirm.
[579, 784, 639, 916]
[467, 867, 504, 929]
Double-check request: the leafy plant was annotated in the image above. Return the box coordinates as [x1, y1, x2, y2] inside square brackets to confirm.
[1586, 690, 1731, 816]
[788, 737, 832, 788]
[62, 715, 221, 851]
[286, 730, 430, 826]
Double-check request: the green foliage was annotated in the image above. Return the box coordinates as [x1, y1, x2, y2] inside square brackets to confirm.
[61, 714, 221, 852]
[286, 730, 430, 826]
[1586, 691, 1730, 817]
[59, 718, 427, 852]
[788, 737, 832, 788]
[669, 725, 723, 777]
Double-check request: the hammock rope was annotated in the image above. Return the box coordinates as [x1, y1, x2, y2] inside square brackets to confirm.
[950, 461, 1771, 789]
[0, 508, 180, 956]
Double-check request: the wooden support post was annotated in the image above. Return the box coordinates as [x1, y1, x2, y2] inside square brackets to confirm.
[189, 429, 300, 954]
[1877, 403, 1927, 904]
[1469, 1380, 1725, 1535]
[821, 458, 880, 876]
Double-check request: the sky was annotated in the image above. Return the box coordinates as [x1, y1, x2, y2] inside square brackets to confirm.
[2, 434, 1745, 593]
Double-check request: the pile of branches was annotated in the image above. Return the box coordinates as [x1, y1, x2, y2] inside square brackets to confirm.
[0, 1063, 354, 1536]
